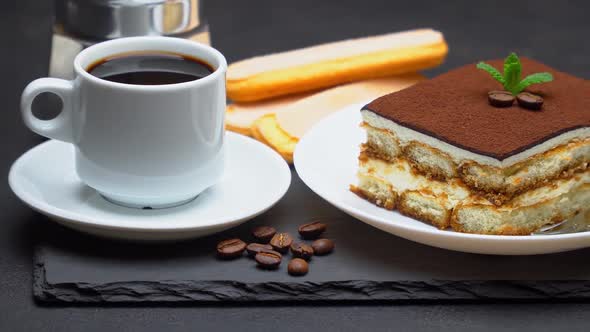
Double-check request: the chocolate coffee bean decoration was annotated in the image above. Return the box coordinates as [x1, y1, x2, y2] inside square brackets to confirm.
[270, 232, 293, 253]
[516, 92, 543, 110]
[311, 239, 335, 256]
[288, 258, 309, 276]
[251, 226, 276, 243]
[255, 249, 282, 269]
[298, 221, 327, 239]
[290, 242, 314, 260]
[487, 90, 515, 108]
[246, 243, 273, 257]
[216, 239, 247, 259]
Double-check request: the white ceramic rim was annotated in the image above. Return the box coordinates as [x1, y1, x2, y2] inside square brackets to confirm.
[9, 133, 291, 232]
[73, 36, 228, 92]
[294, 102, 590, 245]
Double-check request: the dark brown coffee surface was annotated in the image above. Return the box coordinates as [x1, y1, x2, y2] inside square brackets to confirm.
[87, 51, 213, 85]
[363, 58, 590, 160]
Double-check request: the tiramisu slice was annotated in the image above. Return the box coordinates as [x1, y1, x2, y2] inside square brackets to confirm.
[352, 56, 590, 235]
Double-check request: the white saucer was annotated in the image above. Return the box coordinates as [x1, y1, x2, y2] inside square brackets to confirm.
[9, 132, 291, 241]
[294, 103, 590, 255]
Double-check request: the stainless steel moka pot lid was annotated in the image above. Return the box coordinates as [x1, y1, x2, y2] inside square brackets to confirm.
[50, 0, 209, 78]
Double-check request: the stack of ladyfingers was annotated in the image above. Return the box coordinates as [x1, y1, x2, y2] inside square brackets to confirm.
[225, 29, 448, 162]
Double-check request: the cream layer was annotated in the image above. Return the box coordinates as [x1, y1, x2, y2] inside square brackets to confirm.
[358, 156, 590, 208]
[361, 109, 590, 168]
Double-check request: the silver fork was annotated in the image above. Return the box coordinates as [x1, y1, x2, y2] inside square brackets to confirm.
[532, 210, 590, 235]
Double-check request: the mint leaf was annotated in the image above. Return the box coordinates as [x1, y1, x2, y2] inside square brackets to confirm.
[476, 52, 554, 98]
[515, 72, 553, 94]
[503, 53, 521, 94]
[476, 62, 505, 84]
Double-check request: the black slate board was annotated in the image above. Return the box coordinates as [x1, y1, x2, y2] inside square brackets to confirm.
[34, 170, 590, 303]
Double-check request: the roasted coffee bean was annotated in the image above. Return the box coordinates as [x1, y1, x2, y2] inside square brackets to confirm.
[255, 249, 282, 269]
[251, 226, 276, 243]
[270, 232, 293, 253]
[311, 239, 334, 255]
[246, 243, 273, 257]
[516, 92, 543, 110]
[487, 90, 515, 108]
[298, 221, 327, 239]
[216, 238, 246, 259]
[290, 242, 314, 260]
[288, 258, 309, 276]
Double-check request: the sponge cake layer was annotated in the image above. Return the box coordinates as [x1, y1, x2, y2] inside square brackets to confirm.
[362, 116, 590, 205]
[352, 155, 590, 234]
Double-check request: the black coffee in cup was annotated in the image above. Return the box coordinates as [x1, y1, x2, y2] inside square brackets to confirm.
[87, 51, 214, 85]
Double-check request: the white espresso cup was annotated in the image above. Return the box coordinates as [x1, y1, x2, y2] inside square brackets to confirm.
[20, 37, 227, 208]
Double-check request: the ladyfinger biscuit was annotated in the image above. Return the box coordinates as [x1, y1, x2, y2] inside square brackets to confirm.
[226, 93, 310, 137]
[227, 29, 446, 102]
[251, 75, 424, 162]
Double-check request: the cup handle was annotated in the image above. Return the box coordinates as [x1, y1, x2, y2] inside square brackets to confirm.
[20, 78, 74, 143]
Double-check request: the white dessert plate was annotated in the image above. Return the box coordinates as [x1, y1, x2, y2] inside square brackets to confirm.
[9, 132, 291, 241]
[294, 103, 590, 255]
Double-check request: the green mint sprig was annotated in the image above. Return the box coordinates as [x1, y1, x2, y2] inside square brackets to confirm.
[476, 53, 553, 95]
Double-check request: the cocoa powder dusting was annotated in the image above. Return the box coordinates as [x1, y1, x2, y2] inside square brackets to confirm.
[363, 58, 590, 160]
